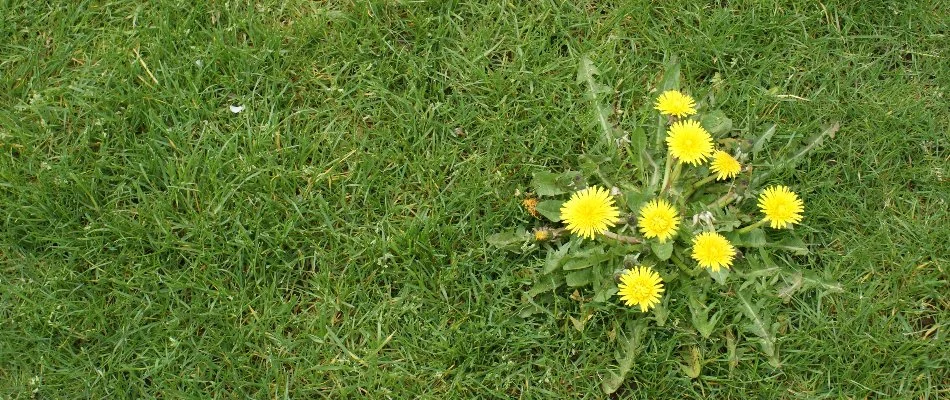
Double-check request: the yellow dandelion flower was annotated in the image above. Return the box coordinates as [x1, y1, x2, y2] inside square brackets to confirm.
[617, 266, 665, 312]
[559, 186, 621, 239]
[533, 228, 550, 242]
[691, 232, 736, 272]
[666, 120, 714, 165]
[654, 90, 697, 118]
[710, 151, 741, 181]
[522, 197, 539, 217]
[638, 199, 680, 243]
[758, 185, 804, 229]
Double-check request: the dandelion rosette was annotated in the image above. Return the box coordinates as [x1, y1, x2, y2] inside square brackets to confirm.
[494, 68, 835, 374]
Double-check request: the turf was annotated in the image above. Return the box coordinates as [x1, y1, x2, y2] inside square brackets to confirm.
[1, 0, 947, 398]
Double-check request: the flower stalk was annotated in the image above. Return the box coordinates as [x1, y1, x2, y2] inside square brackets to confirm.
[659, 154, 674, 194]
[707, 192, 737, 209]
[737, 218, 768, 234]
[602, 230, 643, 244]
[682, 173, 717, 200]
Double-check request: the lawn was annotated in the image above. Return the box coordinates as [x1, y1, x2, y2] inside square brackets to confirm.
[1, 0, 947, 398]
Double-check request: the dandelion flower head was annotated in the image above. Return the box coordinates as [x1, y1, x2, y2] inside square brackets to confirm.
[666, 120, 714, 165]
[710, 151, 741, 181]
[691, 231, 736, 272]
[638, 199, 681, 243]
[618, 266, 665, 312]
[758, 185, 804, 229]
[559, 186, 621, 239]
[522, 197, 539, 217]
[654, 90, 697, 118]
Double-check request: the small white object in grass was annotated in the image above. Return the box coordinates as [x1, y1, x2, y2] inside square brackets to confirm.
[195, 59, 203, 67]
[691, 211, 714, 226]
[229, 105, 245, 113]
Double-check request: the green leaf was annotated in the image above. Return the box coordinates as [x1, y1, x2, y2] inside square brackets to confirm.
[736, 290, 779, 366]
[542, 241, 573, 274]
[687, 291, 720, 339]
[531, 171, 584, 197]
[715, 210, 742, 232]
[592, 284, 618, 303]
[726, 328, 739, 371]
[776, 271, 804, 303]
[616, 324, 646, 372]
[569, 314, 591, 332]
[708, 267, 730, 286]
[556, 170, 585, 191]
[680, 347, 703, 379]
[535, 200, 564, 222]
[577, 55, 620, 148]
[744, 228, 767, 247]
[752, 249, 784, 287]
[792, 122, 839, 161]
[517, 301, 548, 318]
[565, 270, 593, 287]
[623, 187, 650, 213]
[778, 269, 843, 302]
[673, 253, 702, 277]
[601, 321, 647, 394]
[752, 124, 777, 155]
[487, 229, 530, 250]
[700, 110, 733, 136]
[768, 236, 810, 255]
[531, 172, 565, 196]
[740, 253, 781, 280]
[658, 56, 681, 94]
[578, 153, 613, 181]
[601, 371, 625, 395]
[525, 274, 564, 299]
[652, 299, 669, 327]
[576, 55, 600, 85]
[628, 127, 647, 158]
[751, 122, 839, 188]
[628, 127, 648, 183]
[652, 241, 674, 261]
[562, 246, 609, 271]
[799, 270, 843, 296]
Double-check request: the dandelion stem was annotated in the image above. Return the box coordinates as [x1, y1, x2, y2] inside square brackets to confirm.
[655, 114, 673, 147]
[671, 253, 700, 277]
[683, 174, 717, 200]
[659, 154, 674, 194]
[670, 162, 682, 185]
[662, 162, 682, 196]
[644, 148, 660, 187]
[692, 174, 717, 189]
[737, 218, 768, 234]
[624, 143, 649, 185]
[708, 192, 737, 209]
[602, 230, 643, 244]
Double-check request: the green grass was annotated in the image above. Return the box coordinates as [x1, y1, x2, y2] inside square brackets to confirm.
[1, 0, 947, 398]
